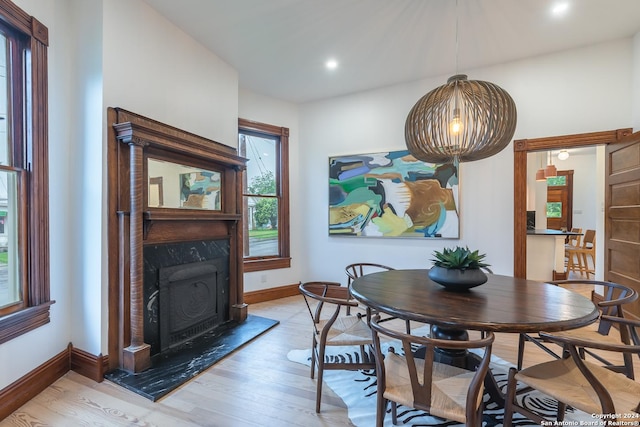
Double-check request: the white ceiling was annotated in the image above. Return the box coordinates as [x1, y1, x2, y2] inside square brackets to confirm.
[143, 0, 640, 103]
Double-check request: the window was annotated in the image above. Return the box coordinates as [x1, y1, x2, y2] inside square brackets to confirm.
[0, 2, 50, 344]
[546, 176, 566, 186]
[238, 119, 290, 272]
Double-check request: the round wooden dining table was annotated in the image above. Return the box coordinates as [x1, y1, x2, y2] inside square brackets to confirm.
[350, 269, 600, 405]
[350, 269, 599, 333]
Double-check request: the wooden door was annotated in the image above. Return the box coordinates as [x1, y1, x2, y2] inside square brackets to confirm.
[606, 131, 640, 319]
[546, 170, 573, 231]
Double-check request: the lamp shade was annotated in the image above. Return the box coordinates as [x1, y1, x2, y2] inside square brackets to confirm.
[535, 168, 546, 181]
[544, 164, 557, 178]
[405, 74, 517, 163]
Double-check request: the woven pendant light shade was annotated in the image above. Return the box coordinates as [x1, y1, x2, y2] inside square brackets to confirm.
[405, 74, 517, 163]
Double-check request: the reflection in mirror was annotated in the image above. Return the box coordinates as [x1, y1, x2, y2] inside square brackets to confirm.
[147, 158, 221, 210]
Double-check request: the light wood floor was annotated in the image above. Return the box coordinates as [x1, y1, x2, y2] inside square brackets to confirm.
[2, 291, 639, 427]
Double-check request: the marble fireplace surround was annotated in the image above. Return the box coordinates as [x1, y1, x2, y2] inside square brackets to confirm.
[107, 108, 248, 374]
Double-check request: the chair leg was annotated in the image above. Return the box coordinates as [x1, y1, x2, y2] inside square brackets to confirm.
[310, 336, 317, 379]
[503, 368, 518, 427]
[391, 401, 398, 425]
[376, 395, 387, 427]
[517, 333, 526, 370]
[557, 401, 567, 421]
[315, 345, 326, 413]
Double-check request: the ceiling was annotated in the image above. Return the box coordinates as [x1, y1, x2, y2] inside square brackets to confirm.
[143, 0, 640, 104]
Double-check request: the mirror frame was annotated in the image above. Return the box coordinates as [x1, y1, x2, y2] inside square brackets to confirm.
[512, 128, 632, 278]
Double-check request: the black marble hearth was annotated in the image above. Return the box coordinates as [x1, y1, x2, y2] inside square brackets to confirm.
[105, 315, 278, 401]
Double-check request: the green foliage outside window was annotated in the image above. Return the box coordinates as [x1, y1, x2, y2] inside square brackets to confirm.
[249, 171, 278, 229]
[547, 202, 562, 218]
[546, 176, 566, 186]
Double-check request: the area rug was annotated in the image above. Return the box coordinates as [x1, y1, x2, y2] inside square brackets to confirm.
[287, 344, 593, 426]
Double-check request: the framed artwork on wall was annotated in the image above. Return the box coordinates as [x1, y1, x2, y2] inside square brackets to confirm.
[329, 149, 459, 238]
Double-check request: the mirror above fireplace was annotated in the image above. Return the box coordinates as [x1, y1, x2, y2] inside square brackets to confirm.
[147, 158, 222, 210]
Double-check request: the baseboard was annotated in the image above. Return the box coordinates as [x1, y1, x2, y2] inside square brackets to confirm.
[0, 343, 108, 420]
[70, 344, 108, 383]
[244, 283, 300, 304]
[0, 347, 69, 420]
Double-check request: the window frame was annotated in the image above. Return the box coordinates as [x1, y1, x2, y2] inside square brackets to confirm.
[238, 118, 290, 272]
[0, 1, 51, 344]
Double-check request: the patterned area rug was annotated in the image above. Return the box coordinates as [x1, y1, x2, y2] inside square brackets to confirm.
[287, 344, 593, 426]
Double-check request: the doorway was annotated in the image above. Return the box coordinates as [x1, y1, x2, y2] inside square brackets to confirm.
[513, 128, 632, 279]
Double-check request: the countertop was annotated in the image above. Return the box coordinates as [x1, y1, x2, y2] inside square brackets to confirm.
[527, 228, 581, 236]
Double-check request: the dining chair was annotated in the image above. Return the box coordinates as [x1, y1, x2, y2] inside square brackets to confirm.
[344, 262, 412, 332]
[564, 227, 582, 266]
[504, 315, 640, 426]
[566, 229, 595, 278]
[369, 314, 495, 427]
[298, 281, 376, 413]
[517, 280, 638, 379]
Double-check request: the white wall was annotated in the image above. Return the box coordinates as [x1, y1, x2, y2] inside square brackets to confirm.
[102, 0, 238, 147]
[238, 89, 303, 291]
[298, 39, 633, 284]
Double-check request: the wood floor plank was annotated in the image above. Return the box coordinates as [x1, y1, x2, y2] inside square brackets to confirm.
[1, 293, 638, 427]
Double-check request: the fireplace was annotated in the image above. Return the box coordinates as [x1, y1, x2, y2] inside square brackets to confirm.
[144, 240, 230, 355]
[159, 259, 222, 352]
[108, 108, 248, 373]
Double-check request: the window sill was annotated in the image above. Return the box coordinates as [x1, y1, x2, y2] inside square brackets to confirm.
[0, 301, 55, 345]
[244, 257, 291, 272]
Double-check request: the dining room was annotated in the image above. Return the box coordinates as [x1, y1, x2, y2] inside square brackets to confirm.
[2, 0, 640, 425]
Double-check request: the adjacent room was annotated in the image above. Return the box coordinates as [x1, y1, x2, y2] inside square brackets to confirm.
[0, 0, 639, 425]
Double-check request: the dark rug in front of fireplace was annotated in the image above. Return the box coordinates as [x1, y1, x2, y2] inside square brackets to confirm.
[104, 314, 279, 401]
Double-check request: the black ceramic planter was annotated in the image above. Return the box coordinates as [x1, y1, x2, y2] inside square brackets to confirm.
[428, 266, 488, 291]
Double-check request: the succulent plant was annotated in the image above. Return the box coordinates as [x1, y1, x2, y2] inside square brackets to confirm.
[431, 246, 489, 270]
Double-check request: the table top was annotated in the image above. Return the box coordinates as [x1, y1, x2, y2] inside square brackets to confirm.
[350, 269, 599, 333]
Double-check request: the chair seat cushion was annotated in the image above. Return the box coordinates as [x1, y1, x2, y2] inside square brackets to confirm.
[318, 315, 372, 346]
[382, 352, 477, 424]
[516, 357, 640, 420]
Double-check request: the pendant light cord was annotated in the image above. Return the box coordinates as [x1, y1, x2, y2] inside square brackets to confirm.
[455, 0, 459, 74]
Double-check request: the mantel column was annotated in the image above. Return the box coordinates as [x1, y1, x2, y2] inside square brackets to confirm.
[122, 136, 151, 373]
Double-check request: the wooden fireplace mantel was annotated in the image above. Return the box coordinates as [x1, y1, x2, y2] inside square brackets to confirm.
[107, 108, 248, 373]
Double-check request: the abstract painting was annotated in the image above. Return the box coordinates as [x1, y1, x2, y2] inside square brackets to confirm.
[329, 150, 458, 238]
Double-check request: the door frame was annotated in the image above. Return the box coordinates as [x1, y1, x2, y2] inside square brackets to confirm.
[513, 128, 632, 278]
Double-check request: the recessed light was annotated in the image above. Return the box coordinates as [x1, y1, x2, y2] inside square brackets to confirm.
[325, 59, 338, 70]
[551, 2, 569, 17]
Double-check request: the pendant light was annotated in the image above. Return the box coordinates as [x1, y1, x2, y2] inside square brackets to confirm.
[544, 151, 557, 178]
[404, 0, 517, 164]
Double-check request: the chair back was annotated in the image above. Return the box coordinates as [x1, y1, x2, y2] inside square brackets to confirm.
[581, 229, 595, 248]
[549, 280, 637, 336]
[299, 281, 354, 330]
[345, 263, 394, 285]
[568, 228, 582, 246]
[370, 314, 494, 423]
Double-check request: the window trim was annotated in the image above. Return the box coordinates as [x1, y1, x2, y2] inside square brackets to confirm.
[0, 1, 51, 343]
[238, 118, 290, 272]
